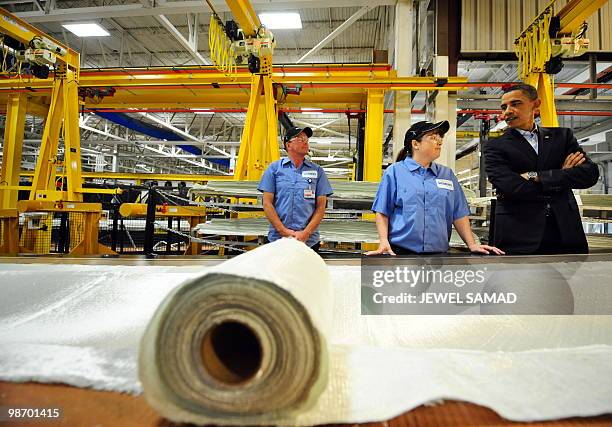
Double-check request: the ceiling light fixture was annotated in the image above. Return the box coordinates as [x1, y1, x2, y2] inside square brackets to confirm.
[193, 109, 214, 115]
[301, 107, 324, 115]
[259, 12, 302, 30]
[62, 23, 110, 37]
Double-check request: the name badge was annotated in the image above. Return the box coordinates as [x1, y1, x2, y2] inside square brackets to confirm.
[436, 179, 454, 190]
[302, 170, 318, 179]
[304, 189, 315, 199]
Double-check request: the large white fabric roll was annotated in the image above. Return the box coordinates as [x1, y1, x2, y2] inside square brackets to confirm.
[139, 239, 332, 425]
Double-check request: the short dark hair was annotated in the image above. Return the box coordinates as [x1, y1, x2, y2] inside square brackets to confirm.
[503, 83, 538, 100]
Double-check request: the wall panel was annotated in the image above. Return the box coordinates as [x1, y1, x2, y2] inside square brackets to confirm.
[522, 0, 538, 31]
[476, 0, 492, 50]
[601, 2, 612, 51]
[492, 0, 508, 50]
[587, 12, 601, 51]
[507, 0, 523, 50]
[461, 0, 477, 51]
[461, 0, 611, 53]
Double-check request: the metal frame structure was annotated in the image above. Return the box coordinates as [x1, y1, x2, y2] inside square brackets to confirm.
[119, 202, 207, 255]
[0, 7, 122, 255]
[0, 7, 83, 203]
[16, 200, 115, 255]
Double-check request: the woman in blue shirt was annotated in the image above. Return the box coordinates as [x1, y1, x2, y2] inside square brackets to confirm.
[367, 120, 504, 256]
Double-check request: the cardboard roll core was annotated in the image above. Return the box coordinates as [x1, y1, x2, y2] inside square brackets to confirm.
[201, 320, 263, 385]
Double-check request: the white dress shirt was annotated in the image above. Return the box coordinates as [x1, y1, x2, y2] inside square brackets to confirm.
[516, 125, 539, 154]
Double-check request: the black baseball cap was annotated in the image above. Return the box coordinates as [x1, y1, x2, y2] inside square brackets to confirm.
[283, 126, 313, 144]
[404, 120, 450, 146]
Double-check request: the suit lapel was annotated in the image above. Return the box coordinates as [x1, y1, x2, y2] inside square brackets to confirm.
[537, 127, 552, 169]
[508, 128, 538, 164]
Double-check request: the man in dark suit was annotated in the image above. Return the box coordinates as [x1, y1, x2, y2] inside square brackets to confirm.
[483, 83, 599, 254]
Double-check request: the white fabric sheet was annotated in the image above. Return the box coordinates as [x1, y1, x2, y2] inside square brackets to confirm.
[0, 245, 612, 423]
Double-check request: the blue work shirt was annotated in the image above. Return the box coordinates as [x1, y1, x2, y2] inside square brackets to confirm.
[258, 157, 333, 247]
[371, 157, 470, 253]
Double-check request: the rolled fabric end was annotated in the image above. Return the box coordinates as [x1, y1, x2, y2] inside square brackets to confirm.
[139, 239, 331, 425]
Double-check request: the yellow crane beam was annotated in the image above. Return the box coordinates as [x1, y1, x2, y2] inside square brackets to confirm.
[0, 7, 79, 69]
[0, 66, 467, 90]
[558, 0, 609, 35]
[225, 0, 261, 37]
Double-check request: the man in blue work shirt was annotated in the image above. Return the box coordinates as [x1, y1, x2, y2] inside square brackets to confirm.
[258, 126, 333, 250]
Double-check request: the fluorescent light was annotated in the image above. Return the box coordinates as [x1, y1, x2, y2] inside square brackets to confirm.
[62, 23, 110, 37]
[259, 12, 302, 30]
[301, 107, 323, 115]
[193, 109, 214, 115]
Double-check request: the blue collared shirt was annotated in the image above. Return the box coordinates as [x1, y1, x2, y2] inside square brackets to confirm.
[516, 125, 539, 154]
[258, 157, 333, 247]
[371, 157, 470, 253]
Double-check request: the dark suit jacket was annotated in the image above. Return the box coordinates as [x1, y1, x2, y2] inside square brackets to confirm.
[483, 127, 599, 254]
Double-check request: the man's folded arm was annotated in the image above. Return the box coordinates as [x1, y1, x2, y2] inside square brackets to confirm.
[538, 129, 600, 192]
[483, 142, 546, 200]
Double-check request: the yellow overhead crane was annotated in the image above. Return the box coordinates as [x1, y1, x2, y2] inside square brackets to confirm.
[514, 0, 608, 127]
[0, 7, 84, 207]
[0, 7, 116, 255]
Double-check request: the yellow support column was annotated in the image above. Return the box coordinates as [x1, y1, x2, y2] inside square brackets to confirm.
[234, 74, 279, 181]
[0, 93, 28, 209]
[526, 73, 559, 127]
[28, 67, 84, 201]
[364, 89, 385, 182]
[30, 79, 65, 200]
[234, 76, 260, 180]
[264, 75, 280, 163]
[63, 68, 84, 202]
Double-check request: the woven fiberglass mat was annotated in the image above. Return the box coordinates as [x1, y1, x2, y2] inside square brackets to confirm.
[0, 239, 612, 424]
[193, 217, 479, 246]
